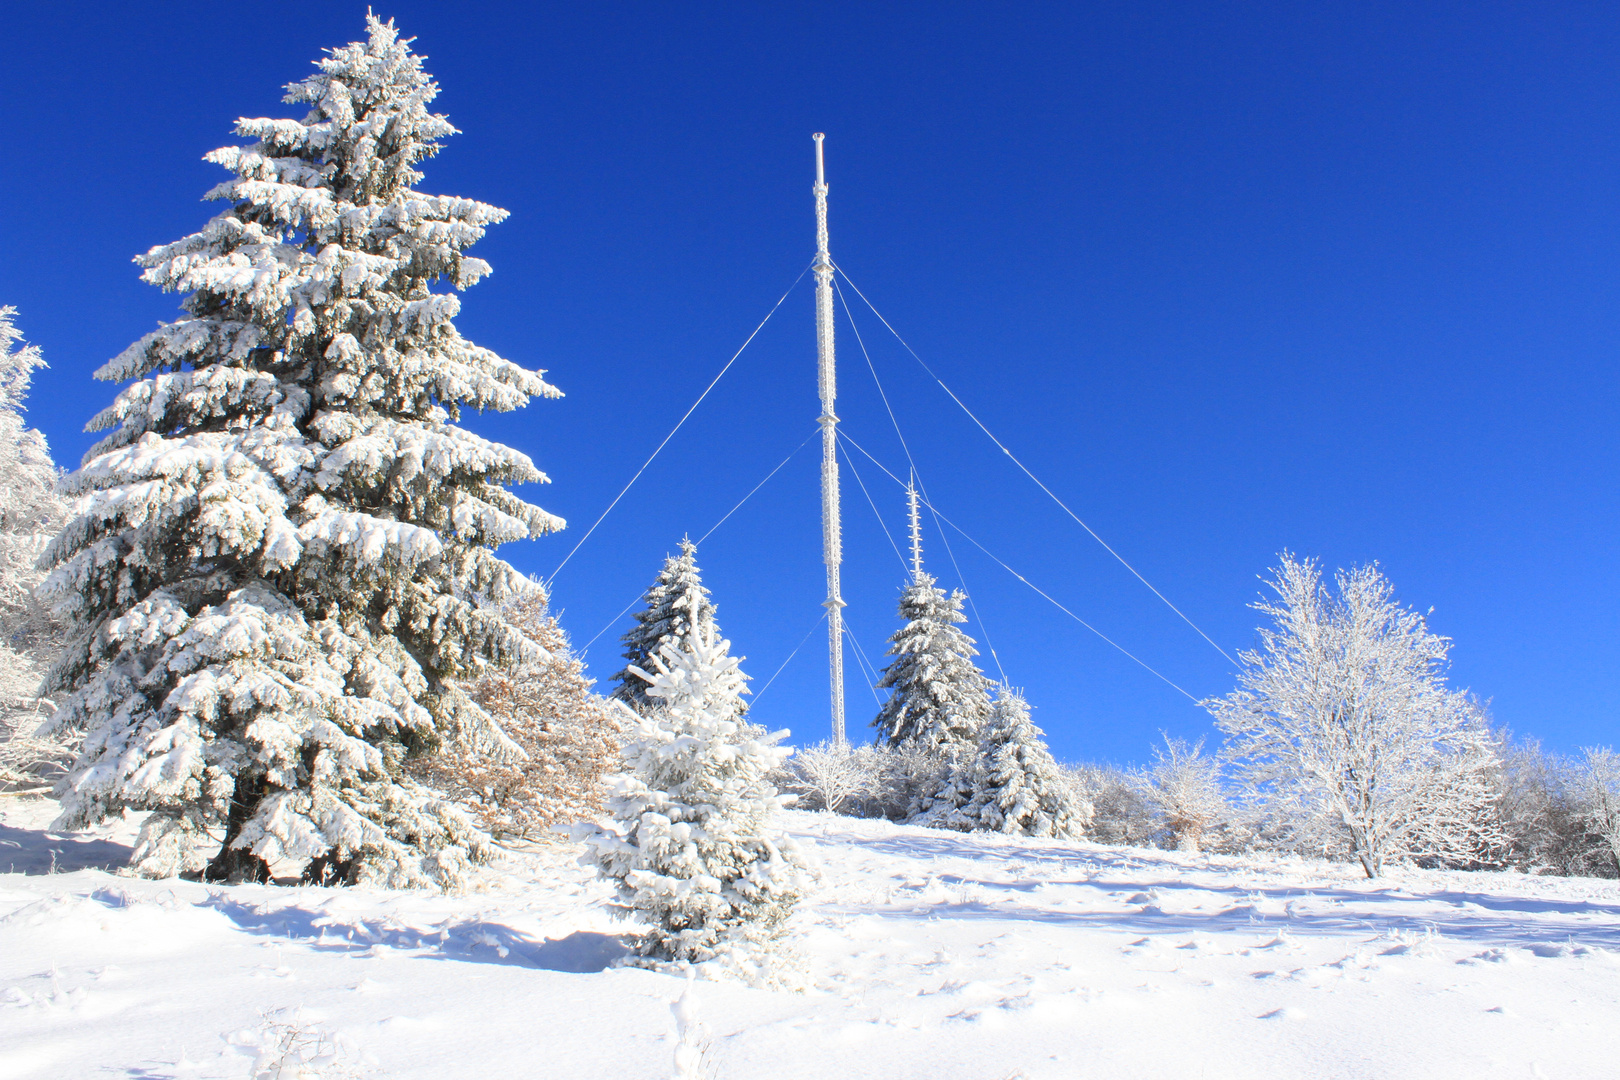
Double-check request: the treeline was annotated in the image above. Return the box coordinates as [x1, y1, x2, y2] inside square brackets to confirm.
[779, 736, 1620, 879]
[775, 550, 1620, 881]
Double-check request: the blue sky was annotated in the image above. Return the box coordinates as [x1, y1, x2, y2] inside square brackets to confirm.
[2, 2, 1615, 763]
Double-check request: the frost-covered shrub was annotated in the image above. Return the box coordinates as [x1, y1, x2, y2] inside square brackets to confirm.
[580, 606, 809, 982]
[411, 591, 622, 842]
[39, 18, 561, 887]
[921, 689, 1089, 838]
[1137, 734, 1227, 853]
[775, 740, 949, 822]
[1066, 763, 1157, 847]
[781, 741, 874, 815]
[1488, 737, 1612, 877]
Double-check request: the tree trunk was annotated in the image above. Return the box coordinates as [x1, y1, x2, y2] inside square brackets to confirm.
[1348, 824, 1380, 878]
[203, 772, 272, 884]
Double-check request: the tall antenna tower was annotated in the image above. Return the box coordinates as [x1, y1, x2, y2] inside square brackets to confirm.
[812, 133, 846, 746]
[906, 476, 924, 580]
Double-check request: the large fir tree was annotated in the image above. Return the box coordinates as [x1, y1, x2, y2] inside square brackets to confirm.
[611, 538, 717, 712]
[873, 571, 992, 754]
[39, 18, 562, 887]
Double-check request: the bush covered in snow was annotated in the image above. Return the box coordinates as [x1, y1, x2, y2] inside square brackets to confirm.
[1572, 746, 1620, 877]
[580, 602, 809, 982]
[776, 740, 952, 823]
[1137, 734, 1228, 853]
[38, 17, 561, 888]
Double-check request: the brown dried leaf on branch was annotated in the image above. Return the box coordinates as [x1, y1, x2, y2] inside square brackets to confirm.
[412, 594, 623, 843]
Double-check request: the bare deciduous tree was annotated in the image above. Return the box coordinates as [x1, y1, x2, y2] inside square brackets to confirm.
[1207, 553, 1501, 878]
[1574, 747, 1620, 876]
[1139, 734, 1226, 853]
[413, 593, 622, 841]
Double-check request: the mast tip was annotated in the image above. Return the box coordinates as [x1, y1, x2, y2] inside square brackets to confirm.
[813, 132, 825, 141]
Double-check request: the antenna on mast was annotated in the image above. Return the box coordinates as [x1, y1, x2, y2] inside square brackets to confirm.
[812, 133, 847, 747]
[906, 475, 924, 580]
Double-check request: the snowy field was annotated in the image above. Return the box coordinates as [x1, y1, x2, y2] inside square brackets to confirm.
[3, 798, 1618, 1080]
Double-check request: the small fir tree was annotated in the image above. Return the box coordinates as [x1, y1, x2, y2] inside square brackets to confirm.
[873, 571, 992, 755]
[38, 18, 562, 887]
[926, 688, 1086, 838]
[611, 538, 717, 713]
[581, 592, 807, 982]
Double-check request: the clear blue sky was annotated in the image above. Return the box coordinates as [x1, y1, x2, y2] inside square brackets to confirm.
[2, 2, 1615, 764]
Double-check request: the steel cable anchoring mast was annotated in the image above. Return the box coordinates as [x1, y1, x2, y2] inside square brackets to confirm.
[813, 133, 847, 746]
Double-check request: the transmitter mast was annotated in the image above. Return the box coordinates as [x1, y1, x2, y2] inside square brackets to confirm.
[812, 133, 846, 746]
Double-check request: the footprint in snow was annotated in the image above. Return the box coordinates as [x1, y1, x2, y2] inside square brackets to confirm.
[1259, 1007, 1306, 1020]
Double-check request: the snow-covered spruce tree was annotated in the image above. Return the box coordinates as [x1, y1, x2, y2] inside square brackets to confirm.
[1138, 734, 1227, 853]
[38, 18, 562, 887]
[581, 594, 808, 983]
[925, 688, 1087, 838]
[873, 571, 992, 755]
[611, 537, 717, 713]
[0, 307, 72, 791]
[1206, 554, 1502, 878]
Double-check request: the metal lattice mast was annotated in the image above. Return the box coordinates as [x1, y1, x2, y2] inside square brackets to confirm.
[906, 476, 924, 580]
[812, 133, 846, 746]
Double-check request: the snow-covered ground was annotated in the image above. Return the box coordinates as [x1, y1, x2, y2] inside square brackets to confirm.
[3, 798, 1618, 1079]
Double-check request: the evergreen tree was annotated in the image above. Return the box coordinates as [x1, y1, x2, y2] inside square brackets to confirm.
[611, 538, 717, 712]
[873, 571, 992, 754]
[581, 593, 806, 982]
[925, 688, 1086, 838]
[38, 18, 562, 887]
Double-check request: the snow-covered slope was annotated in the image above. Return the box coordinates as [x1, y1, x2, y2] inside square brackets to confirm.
[3, 798, 1617, 1079]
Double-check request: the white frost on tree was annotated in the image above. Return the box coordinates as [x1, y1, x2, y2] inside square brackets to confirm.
[924, 688, 1088, 838]
[581, 595, 808, 984]
[1573, 747, 1620, 876]
[612, 538, 718, 714]
[38, 17, 562, 887]
[1138, 734, 1226, 853]
[0, 306, 71, 790]
[1207, 553, 1502, 878]
[873, 571, 991, 755]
